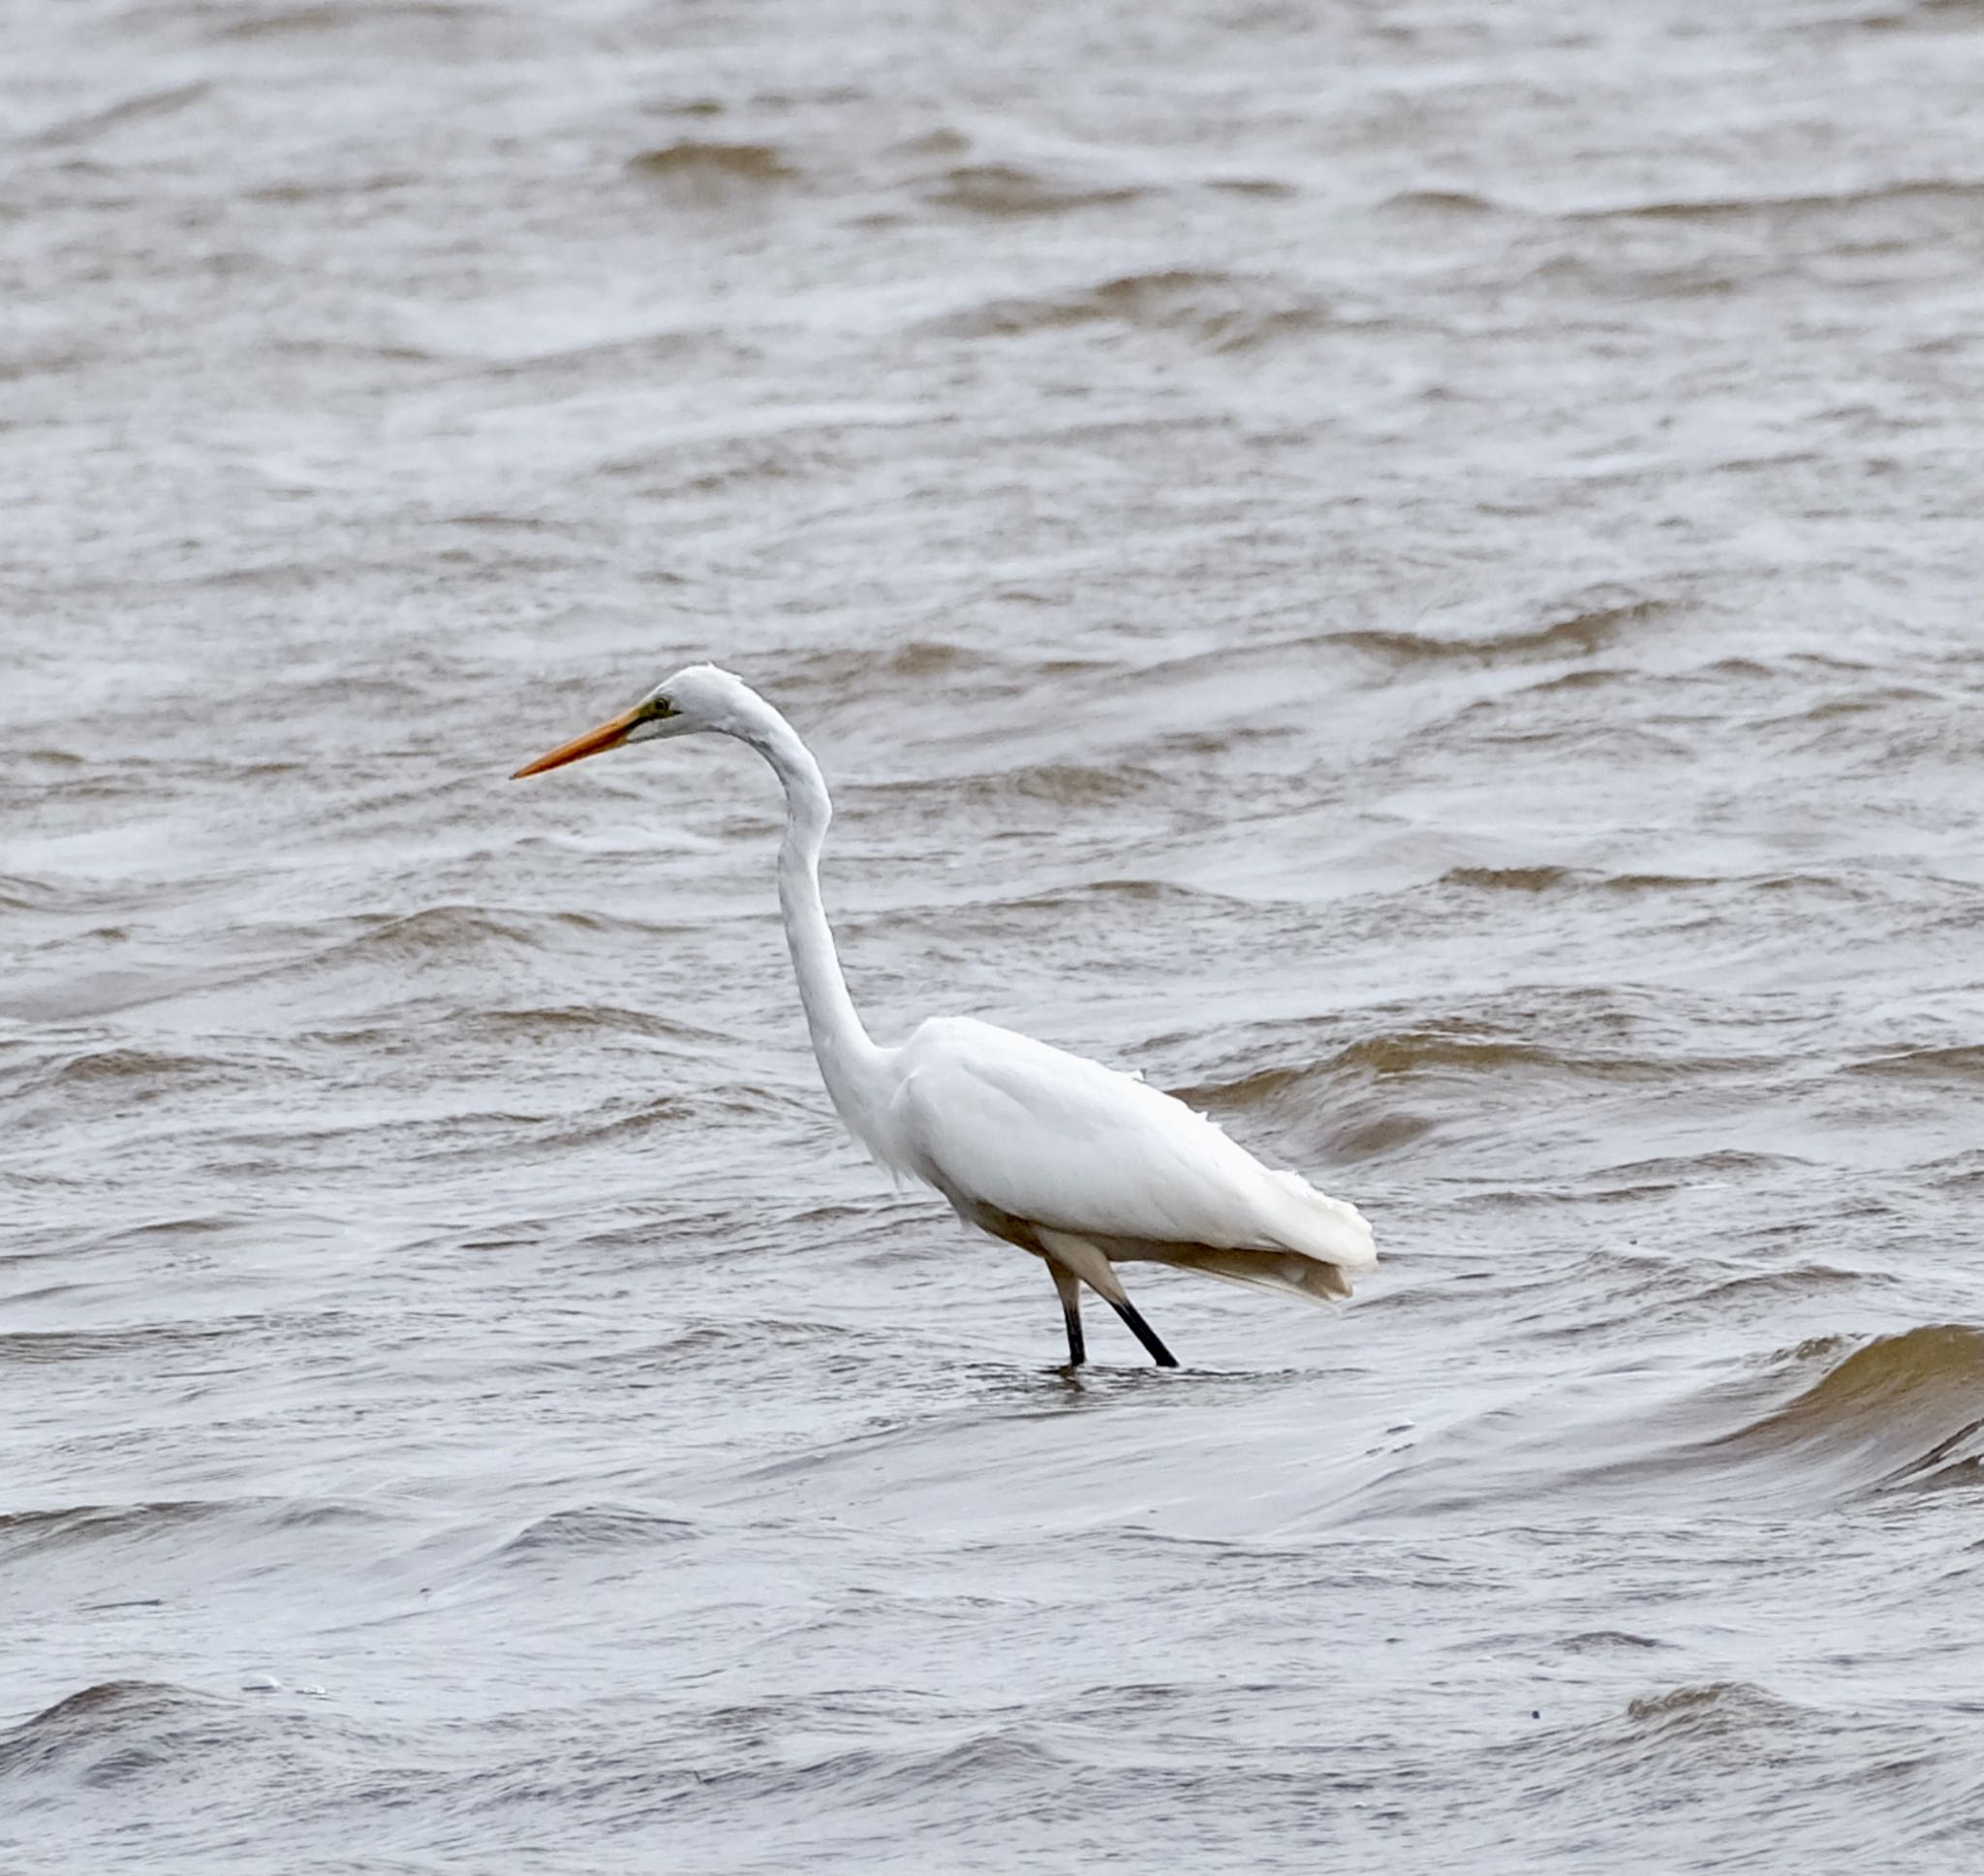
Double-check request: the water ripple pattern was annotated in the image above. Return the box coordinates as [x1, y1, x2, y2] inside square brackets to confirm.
[4, 1, 1983, 1871]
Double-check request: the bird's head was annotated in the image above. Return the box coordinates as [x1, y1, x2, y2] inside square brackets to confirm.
[512, 664, 764, 778]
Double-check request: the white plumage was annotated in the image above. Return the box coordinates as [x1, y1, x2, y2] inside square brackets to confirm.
[513, 665, 1377, 1368]
[891, 1016, 1374, 1274]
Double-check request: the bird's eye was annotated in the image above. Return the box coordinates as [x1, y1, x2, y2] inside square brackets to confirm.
[647, 697, 675, 719]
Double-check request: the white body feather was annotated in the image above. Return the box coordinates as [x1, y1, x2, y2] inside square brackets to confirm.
[883, 1016, 1376, 1294]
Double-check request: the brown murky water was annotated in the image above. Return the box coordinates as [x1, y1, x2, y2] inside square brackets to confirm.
[5, 1, 1984, 1868]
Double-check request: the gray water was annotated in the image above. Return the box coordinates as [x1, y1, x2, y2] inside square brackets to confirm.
[5, 1, 1984, 1869]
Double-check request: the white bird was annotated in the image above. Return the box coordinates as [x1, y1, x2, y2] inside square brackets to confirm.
[513, 665, 1377, 1368]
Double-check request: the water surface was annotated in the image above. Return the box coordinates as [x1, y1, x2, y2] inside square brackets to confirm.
[5, 1, 1983, 1869]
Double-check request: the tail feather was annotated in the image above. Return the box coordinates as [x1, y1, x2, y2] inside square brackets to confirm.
[1097, 1167, 1378, 1307]
[1136, 1241, 1356, 1307]
[1257, 1168, 1379, 1273]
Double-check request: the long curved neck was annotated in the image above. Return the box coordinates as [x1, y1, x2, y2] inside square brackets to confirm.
[743, 707, 892, 1147]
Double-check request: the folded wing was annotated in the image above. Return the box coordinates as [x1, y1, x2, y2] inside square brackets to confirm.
[886, 1016, 1376, 1295]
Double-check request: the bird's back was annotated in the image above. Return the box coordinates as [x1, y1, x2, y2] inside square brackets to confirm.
[883, 1015, 1376, 1282]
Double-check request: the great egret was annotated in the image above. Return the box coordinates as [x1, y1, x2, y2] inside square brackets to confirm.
[513, 665, 1377, 1367]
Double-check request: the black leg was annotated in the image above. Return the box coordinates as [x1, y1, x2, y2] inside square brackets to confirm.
[1050, 1265, 1085, 1367]
[1109, 1297, 1180, 1369]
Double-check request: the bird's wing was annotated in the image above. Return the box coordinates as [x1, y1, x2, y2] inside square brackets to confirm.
[887, 1016, 1375, 1271]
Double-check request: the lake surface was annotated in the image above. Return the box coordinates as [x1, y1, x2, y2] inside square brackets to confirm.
[4, 1, 1983, 1869]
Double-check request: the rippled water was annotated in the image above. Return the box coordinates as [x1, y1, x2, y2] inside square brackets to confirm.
[6, 0, 1984, 1869]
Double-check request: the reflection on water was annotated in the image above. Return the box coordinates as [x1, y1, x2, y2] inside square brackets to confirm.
[5, 0, 1984, 1869]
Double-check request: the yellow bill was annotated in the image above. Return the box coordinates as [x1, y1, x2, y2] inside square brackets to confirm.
[512, 705, 646, 779]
